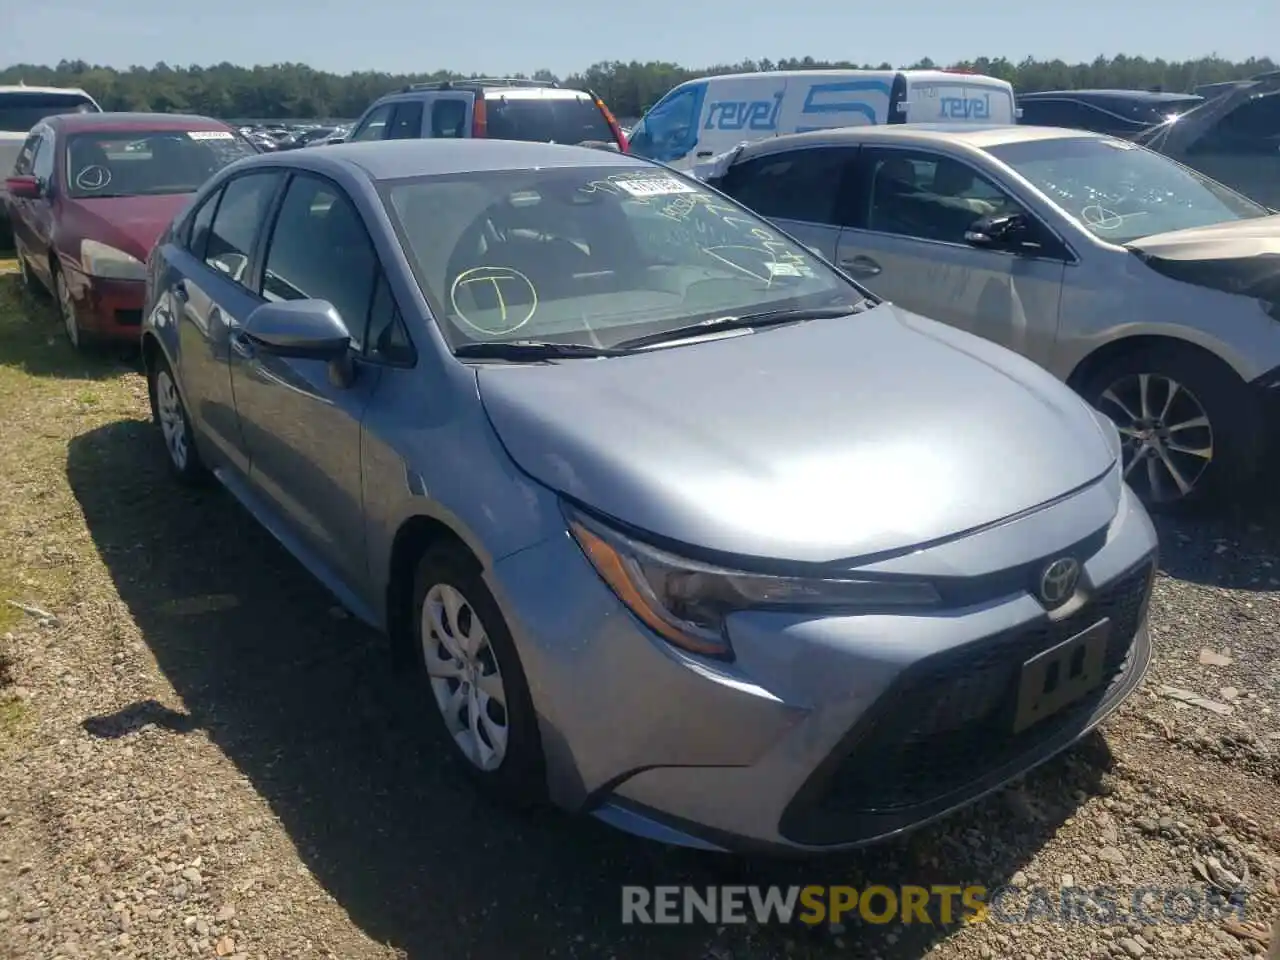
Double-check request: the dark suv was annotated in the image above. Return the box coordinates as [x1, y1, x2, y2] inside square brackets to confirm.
[332, 78, 628, 151]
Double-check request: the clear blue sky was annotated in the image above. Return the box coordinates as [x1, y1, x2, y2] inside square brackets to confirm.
[2, 0, 1275, 78]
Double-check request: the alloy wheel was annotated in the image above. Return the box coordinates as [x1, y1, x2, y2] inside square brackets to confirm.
[155, 370, 190, 471]
[421, 582, 509, 771]
[1098, 372, 1213, 504]
[56, 272, 79, 348]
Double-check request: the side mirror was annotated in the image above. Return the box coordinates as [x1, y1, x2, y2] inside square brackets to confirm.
[243, 299, 351, 361]
[964, 212, 1034, 251]
[4, 175, 42, 200]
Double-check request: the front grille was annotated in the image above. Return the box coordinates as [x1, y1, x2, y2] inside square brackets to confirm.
[782, 558, 1154, 841]
[114, 308, 142, 327]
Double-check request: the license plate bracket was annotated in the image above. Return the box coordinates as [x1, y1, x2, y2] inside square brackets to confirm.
[1013, 618, 1111, 733]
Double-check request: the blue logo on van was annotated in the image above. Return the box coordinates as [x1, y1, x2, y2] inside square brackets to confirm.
[800, 80, 891, 123]
[939, 94, 991, 119]
[704, 92, 784, 131]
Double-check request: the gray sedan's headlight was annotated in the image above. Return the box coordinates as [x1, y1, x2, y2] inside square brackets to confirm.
[563, 503, 940, 660]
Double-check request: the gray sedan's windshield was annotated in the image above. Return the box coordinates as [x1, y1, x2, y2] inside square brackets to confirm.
[380, 165, 861, 350]
[986, 136, 1268, 244]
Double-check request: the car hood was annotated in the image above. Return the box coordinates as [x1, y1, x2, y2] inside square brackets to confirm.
[476, 304, 1117, 563]
[1128, 215, 1280, 303]
[64, 193, 194, 262]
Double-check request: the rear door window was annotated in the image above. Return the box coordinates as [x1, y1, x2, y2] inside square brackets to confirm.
[0, 92, 98, 133]
[387, 101, 425, 140]
[430, 99, 468, 138]
[484, 96, 611, 144]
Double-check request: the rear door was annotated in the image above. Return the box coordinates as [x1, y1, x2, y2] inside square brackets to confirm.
[716, 145, 861, 262]
[168, 170, 285, 475]
[834, 145, 1069, 366]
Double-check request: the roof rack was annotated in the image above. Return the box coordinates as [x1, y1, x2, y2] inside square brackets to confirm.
[400, 77, 558, 93]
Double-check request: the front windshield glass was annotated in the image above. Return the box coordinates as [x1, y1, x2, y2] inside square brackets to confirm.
[64, 129, 259, 199]
[381, 165, 862, 350]
[985, 136, 1269, 244]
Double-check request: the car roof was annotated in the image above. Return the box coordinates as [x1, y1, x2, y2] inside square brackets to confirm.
[1018, 89, 1203, 103]
[46, 112, 234, 134]
[735, 123, 1105, 157]
[0, 84, 94, 97]
[241, 138, 649, 181]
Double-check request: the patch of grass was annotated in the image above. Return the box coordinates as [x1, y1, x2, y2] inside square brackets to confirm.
[0, 272, 127, 383]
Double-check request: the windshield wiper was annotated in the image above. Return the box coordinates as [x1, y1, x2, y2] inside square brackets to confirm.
[453, 340, 628, 360]
[615, 302, 873, 351]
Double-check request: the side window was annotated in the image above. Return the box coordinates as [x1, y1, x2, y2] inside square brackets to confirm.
[204, 172, 281, 287]
[366, 272, 416, 364]
[387, 101, 424, 140]
[12, 133, 40, 175]
[429, 99, 468, 138]
[185, 188, 222, 261]
[31, 134, 54, 183]
[350, 103, 394, 142]
[1189, 95, 1280, 155]
[260, 174, 378, 351]
[863, 148, 1025, 245]
[628, 87, 699, 160]
[720, 147, 858, 225]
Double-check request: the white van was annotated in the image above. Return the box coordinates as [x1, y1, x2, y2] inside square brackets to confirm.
[627, 69, 1018, 171]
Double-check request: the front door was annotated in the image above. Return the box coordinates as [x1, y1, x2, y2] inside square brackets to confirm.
[834, 146, 1069, 368]
[228, 172, 385, 592]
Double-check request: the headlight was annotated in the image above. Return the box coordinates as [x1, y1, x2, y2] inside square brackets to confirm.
[81, 239, 146, 281]
[564, 503, 940, 660]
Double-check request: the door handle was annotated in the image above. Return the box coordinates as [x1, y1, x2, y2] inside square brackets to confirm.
[230, 331, 256, 360]
[839, 255, 882, 276]
[173, 281, 189, 303]
[696, 151, 713, 158]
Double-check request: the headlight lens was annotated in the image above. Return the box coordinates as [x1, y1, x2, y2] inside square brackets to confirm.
[81, 239, 146, 281]
[564, 504, 941, 660]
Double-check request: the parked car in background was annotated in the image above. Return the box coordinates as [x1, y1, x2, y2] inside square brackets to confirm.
[1, 84, 101, 246]
[291, 126, 338, 148]
[4, 112, 258, 348]
[1139, 74, 1280, 208]
[1016, 89, 1203, 138]
[331, 78, 627, 152]
[700, 124, 1280, 510]
[140, 137, 1156, 854]
[628, 69, 1018, 171]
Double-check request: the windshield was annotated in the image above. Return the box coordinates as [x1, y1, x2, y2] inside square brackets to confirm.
[985, 136, 1269, 244]
[0, 92, 97, 133]
[485, 97, 612, 145]
[64, 130, 259, 199]
[381, 165, 862, 350]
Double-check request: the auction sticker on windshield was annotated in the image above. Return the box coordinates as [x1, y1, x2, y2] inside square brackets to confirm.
[615, 176, 697, 197]
[187, 130, 234, 140]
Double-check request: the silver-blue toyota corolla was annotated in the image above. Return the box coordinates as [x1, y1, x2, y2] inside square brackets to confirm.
[140, 139, 1158, 854]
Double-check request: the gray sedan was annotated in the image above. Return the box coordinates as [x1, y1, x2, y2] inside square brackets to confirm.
[140, 139, 1157, 853]
[699, 124, 1280, 509]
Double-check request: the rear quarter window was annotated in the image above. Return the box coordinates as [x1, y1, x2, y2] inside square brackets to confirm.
[484, 96, 611, 145]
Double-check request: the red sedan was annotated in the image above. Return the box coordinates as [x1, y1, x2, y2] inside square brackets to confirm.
[4, 112, 258, 349]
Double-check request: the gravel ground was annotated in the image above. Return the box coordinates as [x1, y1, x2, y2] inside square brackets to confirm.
[0, 263, 1276, 960]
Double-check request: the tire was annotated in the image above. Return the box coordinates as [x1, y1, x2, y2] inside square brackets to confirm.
[17, 253, 44, 296]
[54, 267, 86, 350]
[411, 544, 545, 806]
[146, 353, 209, 485]
[1079, 342, 1263, 511]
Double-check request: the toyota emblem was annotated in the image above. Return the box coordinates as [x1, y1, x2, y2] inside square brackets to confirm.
[1038, 557, 1081, 607]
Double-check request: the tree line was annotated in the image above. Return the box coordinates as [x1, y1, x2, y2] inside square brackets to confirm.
[1, 54, 1275, 122]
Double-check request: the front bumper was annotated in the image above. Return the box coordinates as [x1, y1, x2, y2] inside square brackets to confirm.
[488, 474, 1158, 854]
[64, 266, 145, 341]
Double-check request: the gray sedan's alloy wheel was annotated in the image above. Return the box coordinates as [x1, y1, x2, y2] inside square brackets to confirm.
[55, 270, 81, 349]
[155, 369, 190, 473]
[421, 582, 510, 771]
[1101, 372, 1213, 505]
